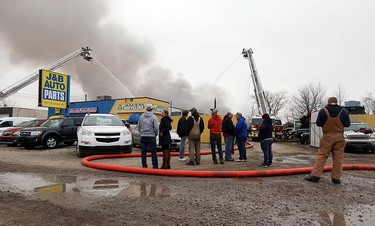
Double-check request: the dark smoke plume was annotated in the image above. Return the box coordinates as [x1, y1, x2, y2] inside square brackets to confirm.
[0, 0, 230, 114]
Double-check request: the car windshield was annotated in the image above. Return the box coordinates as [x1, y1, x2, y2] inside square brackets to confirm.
[41, 118, 64, 127]
[344, 123, 371, 131]
[272, 119, 282, 125]
[83, 115, 123, 126]
[251, 118, 262, 124]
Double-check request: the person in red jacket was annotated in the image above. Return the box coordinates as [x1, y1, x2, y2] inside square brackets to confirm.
[208, 108, 224, 164]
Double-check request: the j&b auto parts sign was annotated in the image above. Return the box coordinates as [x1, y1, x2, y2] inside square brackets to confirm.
[38, 70, 70, 109]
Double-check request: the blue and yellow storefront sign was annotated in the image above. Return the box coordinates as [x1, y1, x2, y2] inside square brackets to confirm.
[111, 98, 169, 115]
[38, 70, 70, 109]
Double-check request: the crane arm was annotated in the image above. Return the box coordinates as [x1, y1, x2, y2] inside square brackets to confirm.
[0, 47, 93, 101]
[242, 48, 269, 115]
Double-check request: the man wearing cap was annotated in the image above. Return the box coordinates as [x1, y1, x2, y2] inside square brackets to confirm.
[305, 97, 350, 184]
[186, 107, 204, 165]
[138, 103, 159, 169]
[208, 108, 224, 164]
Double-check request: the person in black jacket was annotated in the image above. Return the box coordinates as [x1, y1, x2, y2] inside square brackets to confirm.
[258, 113, 274, 168]
[159, 110, 173, 169]
[177, 110, 189, 161]
[185, 107, 204, 165]
[222, 112, 235, 161]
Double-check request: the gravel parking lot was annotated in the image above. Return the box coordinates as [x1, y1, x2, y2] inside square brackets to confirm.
[0, 142, 374, 225]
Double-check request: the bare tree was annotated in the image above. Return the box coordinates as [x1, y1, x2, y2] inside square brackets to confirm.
[265, 91, 288, 116]
[334, 85, 347, 106]
[290, 82, 327, 119]
[249, 90, 288, 116]
[362, 92, 375, 114]
[283, 104, 300, 123]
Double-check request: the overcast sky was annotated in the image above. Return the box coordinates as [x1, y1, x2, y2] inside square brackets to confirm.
[1, 0, 374, 119]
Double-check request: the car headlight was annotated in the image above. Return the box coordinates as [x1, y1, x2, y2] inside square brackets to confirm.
[122, 129, 131, 136]
[31, 131, 43, 136]
[13, 131, 21, 136]
[370, 133, 375, 139]
[80, 128, 93, 136]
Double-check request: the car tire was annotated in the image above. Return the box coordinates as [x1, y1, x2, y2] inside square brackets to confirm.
[64, 141, 75, 146]
[76, 145, 86, 157]
[43, 136, 58, 149]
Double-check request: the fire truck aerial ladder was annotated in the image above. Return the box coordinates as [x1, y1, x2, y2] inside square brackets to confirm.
[241, 48, 269, 115]
[242, 48, 284, 140]
[0, 47, 93, 101]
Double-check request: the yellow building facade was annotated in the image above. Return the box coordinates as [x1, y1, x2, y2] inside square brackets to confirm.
[350, 114, 375, 128]
[110, 97, 170, 121]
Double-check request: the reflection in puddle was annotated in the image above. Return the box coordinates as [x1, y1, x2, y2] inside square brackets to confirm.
[318, 207, 375, 226]
[0, 172, 170, 204]
[319, 211, 345, 226]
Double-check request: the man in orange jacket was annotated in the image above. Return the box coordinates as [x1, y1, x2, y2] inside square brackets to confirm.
[208, 108, 224, 164]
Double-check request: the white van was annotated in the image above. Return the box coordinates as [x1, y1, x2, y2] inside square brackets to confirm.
[0, 117, 36, 134]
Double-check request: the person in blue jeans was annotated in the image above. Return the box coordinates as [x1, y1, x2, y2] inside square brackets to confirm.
[138, 104, 159, 168]
[177, 110, 189, 161]
[258, 113, 274, 167]
[222, 112, 235, 161]
[235, 112, 248, 162]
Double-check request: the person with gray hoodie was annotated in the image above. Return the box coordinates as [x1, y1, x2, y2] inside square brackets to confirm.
[138, 103, 159, 168]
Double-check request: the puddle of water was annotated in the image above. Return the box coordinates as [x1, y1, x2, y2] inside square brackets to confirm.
[317, 206, 375, 226]
[0, 172, 170, 204]
[274, 155, 313, 164]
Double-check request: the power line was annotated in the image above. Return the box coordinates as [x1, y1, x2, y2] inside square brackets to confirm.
[212, 53, 242, 85]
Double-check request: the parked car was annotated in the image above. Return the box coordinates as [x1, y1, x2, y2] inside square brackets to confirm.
[0, 117, 36, 128]
[0, 119, 47, 146]
[131, 125, 181, 151]
[17, 117, 83, 149]
[295, 128, 309, 139]
[76, 114, 132, 157]
[344, 123, 375, 153]
[299, 132, 310, 145]
[0, 117, 37, 135]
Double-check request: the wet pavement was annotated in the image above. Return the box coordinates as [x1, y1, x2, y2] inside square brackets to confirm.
[0, 142, 374, 225]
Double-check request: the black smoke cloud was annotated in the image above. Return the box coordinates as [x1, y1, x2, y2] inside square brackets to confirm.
[0, 0, 230, 114]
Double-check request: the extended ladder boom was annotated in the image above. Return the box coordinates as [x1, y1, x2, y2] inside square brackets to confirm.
[242, 48, 269, 115]
[0, 47, 93, 101]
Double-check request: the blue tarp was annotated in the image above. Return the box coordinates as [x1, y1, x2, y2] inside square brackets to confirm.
[128, 113, 141, 124]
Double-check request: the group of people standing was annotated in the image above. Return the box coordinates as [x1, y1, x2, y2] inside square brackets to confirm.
[177, 107, 274, 167]
[137, 103, 274, 169]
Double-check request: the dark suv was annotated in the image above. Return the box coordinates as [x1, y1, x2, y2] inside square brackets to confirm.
[17, 117, 83, 149]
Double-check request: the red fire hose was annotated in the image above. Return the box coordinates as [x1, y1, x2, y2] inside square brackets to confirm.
[82, 145, 375, 178]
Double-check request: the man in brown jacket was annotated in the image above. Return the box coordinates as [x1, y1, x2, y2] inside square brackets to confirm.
[305, 97, 350, 184]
